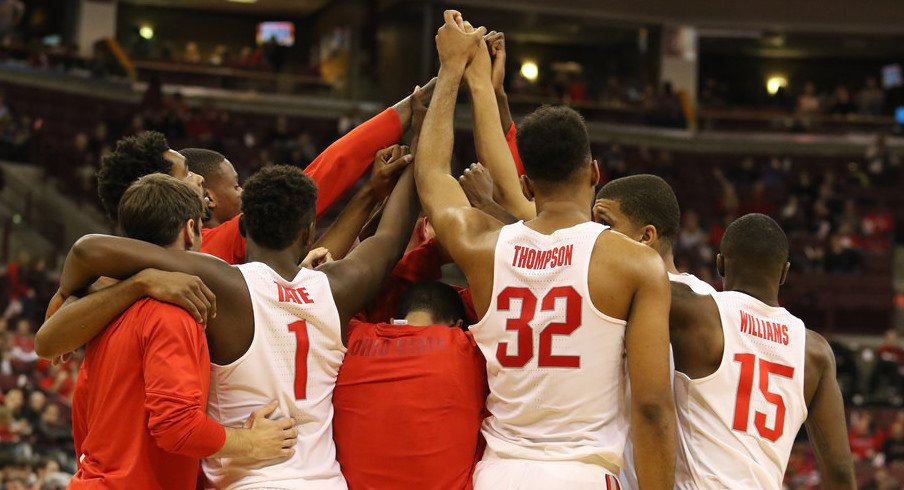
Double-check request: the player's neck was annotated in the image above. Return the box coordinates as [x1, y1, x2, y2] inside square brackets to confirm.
[246, 243, 303, 281]
[403, 311, 435, 327]
[204, 215, 224, 229]
[660, 248, 680, 275]
[531, 197, 592, 229]
[725, 279, 780, 307]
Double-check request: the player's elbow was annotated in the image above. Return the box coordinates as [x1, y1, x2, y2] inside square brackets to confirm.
[33, 329, 58, 360]
[71, 234, 106, 266]
[821, 462, 856, 490]
[633, 398, 675, 433]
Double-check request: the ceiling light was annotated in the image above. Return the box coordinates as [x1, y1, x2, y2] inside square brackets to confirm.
[766, 75, 788, 95]
[520, 61, 539, 82]
[227, 0, 258, 3]
[139, 25, 154, 40]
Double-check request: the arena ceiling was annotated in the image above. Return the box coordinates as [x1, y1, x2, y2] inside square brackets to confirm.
[119, 0, 332, 15]
[120, 0, 904, 35]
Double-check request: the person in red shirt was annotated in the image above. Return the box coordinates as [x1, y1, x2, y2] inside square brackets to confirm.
[61, 175, 296, 489]
[334, 281, 488, 490]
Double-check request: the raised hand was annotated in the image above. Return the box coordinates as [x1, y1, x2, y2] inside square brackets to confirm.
[459, 162, 495, 208]
[369, 144, 412, 199]
[300, 247, 333, 269]
[485, 31, 506, 95]
[134, 269, 216, 326]
[410, 84, 430, 135]
[435, 10, 486, 69]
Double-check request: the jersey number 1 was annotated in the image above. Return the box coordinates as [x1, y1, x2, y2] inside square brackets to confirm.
[495, 286, 581, 368]
[732, 353, 794, 441]
[288, 320, 310, 400]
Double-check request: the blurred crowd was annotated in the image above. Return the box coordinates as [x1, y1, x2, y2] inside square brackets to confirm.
[0, 251, 74, 489]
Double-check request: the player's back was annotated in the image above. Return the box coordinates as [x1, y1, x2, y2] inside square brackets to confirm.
[674, 290, 807, 490]
[470, 221, 628, 470]
[204, 262, 347, 490]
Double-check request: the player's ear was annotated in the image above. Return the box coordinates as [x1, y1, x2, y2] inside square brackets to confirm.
[639, 224, 658, 246]
[206, 190, 218, 209]
[779, 261, 790, 285]
[453, 319, 464, 329]
[716, 253, 725, 278]
[183, 218, 200, 251]
[590, 159, 600, 187]
[520, 175, 535, 201]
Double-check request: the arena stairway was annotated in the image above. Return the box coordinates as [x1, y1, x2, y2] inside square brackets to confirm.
[0, 161, 111, 260]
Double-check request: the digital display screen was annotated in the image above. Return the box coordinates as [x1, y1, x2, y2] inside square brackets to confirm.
[257, 22, 295, 47]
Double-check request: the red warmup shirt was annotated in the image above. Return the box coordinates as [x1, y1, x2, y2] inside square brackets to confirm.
[357, 236, 477, 325]
[70, 298, 225, 490]
[333, 320, 488, 490]
[200, 107, 403, 265]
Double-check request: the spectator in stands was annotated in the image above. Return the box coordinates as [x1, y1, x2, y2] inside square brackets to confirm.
[828, 335, 860, 401]
[882, 419, 904, 463]
[849, 410, 883, 462]
[824, 233, 863, 273]
[857, 77, 885, 116]
[676, 210, 706, 255]
[10, 319, 36, 363]
[33, 404, 71, 460]
[865, 134, 900, 182]
[183, 41, 201, 63]
[829, 85, 856, 115]
[796, 82, 821, 115]
[22, 390, 45, 429]
[869, 329, 904, 402]
[864, 467, 901, 490]
[650, 81, 685, 128]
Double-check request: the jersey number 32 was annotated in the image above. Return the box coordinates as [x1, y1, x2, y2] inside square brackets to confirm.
[495, 286, 581, 368]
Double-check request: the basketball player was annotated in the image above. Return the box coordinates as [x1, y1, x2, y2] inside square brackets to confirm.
[592, 174, 715, 489]
[415, 11, 675, 489]
[181, 143, 414, 261]
[61, 175, 296, 488]
[594, 174, 716, 294]
[668, 214, 854, 489]
[44, 163, 420, 488]
[333, 281, 488, 489]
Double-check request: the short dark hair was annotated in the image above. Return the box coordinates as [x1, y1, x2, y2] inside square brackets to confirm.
[118, 173, 203, 246]
[241, 165, 317, 249]
[516, 105, 591, 182]
[721, 213, 789, 270]
[180, 148, 226, 179]
[97, 131, 171, 222]
[597, 174, 680, 246]
[397, 281, 466, 327]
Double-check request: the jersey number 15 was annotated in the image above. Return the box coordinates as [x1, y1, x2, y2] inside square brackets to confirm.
[732, 353, 794, 442]
[495, 286, 581, 368]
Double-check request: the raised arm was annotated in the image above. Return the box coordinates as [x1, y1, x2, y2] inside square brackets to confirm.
[36, 270, 215, 359]
[804, 330, 856, 489]
[465, 31, 535, 220]
[306, 80, 435, 217]
[321, 166, 420, 341]
[623, 248, 676, 490]
[312, 145, 412, 260]
[459, 162, 517, 225]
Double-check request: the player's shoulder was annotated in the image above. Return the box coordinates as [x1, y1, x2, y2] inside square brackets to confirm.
[804, 329, 835, 372]
[595, 229, 665, 276]
[133, 298, 199, 327]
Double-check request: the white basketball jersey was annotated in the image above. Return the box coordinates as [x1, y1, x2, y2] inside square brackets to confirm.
[204, 262, 347, 490]
[470, 221, 628, 469]
[674, 291, 807, 490]
[619, 272, 717, 489]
